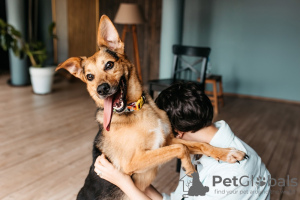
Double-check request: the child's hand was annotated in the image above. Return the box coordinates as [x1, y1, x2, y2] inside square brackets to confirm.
[94, 154, 131, 187]
[94, 154, 155, 200]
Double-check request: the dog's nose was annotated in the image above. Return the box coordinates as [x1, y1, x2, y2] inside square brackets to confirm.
[97, 83, 110, 95]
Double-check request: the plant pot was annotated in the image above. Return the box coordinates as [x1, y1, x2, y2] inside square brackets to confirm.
[29, 66, 56, 94]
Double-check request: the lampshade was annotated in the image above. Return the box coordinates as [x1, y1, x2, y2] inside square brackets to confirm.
[114, 3, 145, 25]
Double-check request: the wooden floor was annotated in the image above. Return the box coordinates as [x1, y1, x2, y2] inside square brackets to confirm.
[0, 74, 300, 200]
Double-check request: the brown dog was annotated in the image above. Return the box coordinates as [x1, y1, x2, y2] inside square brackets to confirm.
[57, 15, 246, 199]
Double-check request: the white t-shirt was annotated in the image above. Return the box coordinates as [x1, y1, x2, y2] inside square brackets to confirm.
[163, 120, 271, 200]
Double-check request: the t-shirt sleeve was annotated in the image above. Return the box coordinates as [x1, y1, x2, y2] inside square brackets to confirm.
[162, 193, 171, 200]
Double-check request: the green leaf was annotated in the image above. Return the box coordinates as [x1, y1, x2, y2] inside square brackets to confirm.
[0, 35, 7, 50]
[0, 19, 5, 28]
[5, 34, 12, 50]
[0, 18, 55, 67]
[48, 22, 57, 39]
[1, 41, 7, 51]
[10, 28, 21, 38]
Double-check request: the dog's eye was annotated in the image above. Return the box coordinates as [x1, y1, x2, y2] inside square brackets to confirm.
[104, 61, 114, 70]
[86, 74, 94, 81]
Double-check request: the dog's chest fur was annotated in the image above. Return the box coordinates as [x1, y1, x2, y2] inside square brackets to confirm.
[149, 119, 170, 149]
[95, 102, 171, 172]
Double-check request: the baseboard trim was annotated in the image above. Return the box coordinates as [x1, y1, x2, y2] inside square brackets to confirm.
[224, 93, 300, 105]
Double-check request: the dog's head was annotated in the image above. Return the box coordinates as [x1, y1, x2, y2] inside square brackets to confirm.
[56, 15, 142, 131]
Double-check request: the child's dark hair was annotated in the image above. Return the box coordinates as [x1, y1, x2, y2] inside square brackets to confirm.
[155, 82, 213, 136]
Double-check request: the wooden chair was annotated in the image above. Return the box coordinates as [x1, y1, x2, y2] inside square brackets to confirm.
[205, 75, 224, 114]
[148, 45, 211, 98]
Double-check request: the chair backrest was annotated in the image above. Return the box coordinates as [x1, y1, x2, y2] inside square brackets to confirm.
[172, 45, 211, 86]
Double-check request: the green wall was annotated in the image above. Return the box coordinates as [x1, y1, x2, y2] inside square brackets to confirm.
[159, 0, 184, 79]
[162, 0, 300, 101]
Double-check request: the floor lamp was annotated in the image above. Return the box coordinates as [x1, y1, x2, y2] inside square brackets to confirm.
[114, 3, 145, 82]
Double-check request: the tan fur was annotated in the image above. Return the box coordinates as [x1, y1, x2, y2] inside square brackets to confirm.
[57, 15, 246, 195]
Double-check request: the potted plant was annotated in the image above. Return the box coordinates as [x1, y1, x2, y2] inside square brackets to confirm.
[0, 19, 56, 94]
[26, 41, 56, 95]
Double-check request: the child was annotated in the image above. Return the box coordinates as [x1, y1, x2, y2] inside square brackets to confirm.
[94, 82, 271, 200]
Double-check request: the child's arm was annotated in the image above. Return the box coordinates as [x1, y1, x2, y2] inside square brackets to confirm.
[145, 184, 164, 200]
[94, 154, 162, 200]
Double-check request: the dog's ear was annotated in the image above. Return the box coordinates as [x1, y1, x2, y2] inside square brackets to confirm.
[97, 15, 124, 54]
[56, 57, 87, 82]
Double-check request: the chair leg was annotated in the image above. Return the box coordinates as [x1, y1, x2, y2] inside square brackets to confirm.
[212, 80, 219, 114]
[149, 85, 154, 98]
[176, 159, 181, 172]
[218, 80, 224, 107]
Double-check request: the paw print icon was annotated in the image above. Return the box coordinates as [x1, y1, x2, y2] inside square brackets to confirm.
[256, 176, 266, 187]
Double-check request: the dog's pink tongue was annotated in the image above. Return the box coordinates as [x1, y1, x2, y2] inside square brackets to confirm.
[104, 96, 113, 131]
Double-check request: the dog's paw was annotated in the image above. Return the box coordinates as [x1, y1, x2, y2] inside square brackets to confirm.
[181, 159, 196, 177]
[217, 148, 248, 164]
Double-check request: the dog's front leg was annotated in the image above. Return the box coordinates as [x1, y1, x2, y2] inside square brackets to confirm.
[170, 138, 247, 163]
[123, 144, 195, 176]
